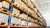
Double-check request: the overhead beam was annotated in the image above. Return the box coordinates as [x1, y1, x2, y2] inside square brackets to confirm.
[21, 0, 37, 12]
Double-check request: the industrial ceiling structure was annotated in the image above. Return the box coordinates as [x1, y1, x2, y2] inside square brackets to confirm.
[0, 0, 47, 28]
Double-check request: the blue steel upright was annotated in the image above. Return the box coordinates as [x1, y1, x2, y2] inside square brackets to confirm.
[8, 2, 13, 25]
[8, 0, 14, 25]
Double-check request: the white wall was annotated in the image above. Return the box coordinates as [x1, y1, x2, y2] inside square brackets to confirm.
[34, 0, 50, 26]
